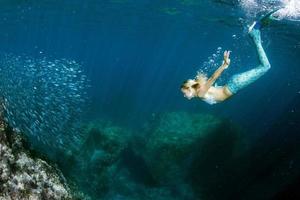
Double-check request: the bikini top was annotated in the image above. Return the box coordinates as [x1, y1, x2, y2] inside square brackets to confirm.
[202, 84, 221, 105]
[203, 92, 218, 105]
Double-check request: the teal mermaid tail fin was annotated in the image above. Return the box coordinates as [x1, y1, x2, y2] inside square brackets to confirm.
[259, 8, 281, 25]
[248, 9, 281, 32]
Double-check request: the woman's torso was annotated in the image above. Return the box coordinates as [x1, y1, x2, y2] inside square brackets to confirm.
[201, 86, 227, 105]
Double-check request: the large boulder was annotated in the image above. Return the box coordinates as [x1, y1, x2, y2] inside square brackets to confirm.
[59, 119, 132, 199]
[0, 120, 72, 200]
[140, 112, 245, 189]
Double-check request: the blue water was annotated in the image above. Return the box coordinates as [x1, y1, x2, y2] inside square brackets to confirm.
[0, 0, 300, 199]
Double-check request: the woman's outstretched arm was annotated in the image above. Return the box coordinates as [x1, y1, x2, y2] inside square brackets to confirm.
[199, 51, 231, 95]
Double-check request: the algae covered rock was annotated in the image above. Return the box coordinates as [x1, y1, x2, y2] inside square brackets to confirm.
[53, 112, 245, 199]
[0, 120, 72, 200]
[60, 119, 133, 199]
[141, 112, 245, 186]
[80, 120, 131, 165]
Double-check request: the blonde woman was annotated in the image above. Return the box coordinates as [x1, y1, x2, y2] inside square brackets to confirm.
[181, 11, 278, 105]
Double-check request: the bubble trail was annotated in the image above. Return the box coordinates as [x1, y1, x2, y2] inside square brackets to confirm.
[0, 54, 89, 151]
[197, 47, 223, 77]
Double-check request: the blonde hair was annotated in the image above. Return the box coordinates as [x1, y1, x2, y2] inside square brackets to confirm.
[195, 71, 208, 85]
[181, 72, 208, 90]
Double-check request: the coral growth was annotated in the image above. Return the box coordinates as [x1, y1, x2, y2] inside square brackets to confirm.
[0, 119, 72, 199]
[57, 120, 132, 199]
[56, 112, 245, 199]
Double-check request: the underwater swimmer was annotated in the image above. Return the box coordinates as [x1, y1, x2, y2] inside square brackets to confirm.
[181, 11, 276, 105]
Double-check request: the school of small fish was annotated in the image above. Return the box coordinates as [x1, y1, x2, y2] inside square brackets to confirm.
[0, 54, 89, 150]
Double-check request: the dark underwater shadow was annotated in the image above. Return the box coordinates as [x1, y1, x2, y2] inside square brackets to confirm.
[187, 120, 246, 200]
[187, 96, 300, 200]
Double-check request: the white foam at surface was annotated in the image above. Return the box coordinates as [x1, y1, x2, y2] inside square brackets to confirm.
[275, 0, 300, 20]
[239, 0, 300, 21]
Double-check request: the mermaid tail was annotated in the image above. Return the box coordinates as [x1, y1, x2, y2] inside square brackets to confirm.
[227, 28, 271, 94]
[248, 9, 281, 32]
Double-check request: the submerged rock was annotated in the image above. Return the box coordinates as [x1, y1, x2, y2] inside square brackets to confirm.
[54, 113, 245, 199]
[0, 119, 72, 200]
[139, 112, 245, 192]
[57, 119, 132, 199]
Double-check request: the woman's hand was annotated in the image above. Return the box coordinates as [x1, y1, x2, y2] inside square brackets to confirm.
[222, 50, 231, 68]
[204, 51, 230, 90]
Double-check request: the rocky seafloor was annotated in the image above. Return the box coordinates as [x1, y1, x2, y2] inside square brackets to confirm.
[0, 119, 73, 200]
[2, 110, 299, 200]
[55, 112, 247, 200]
